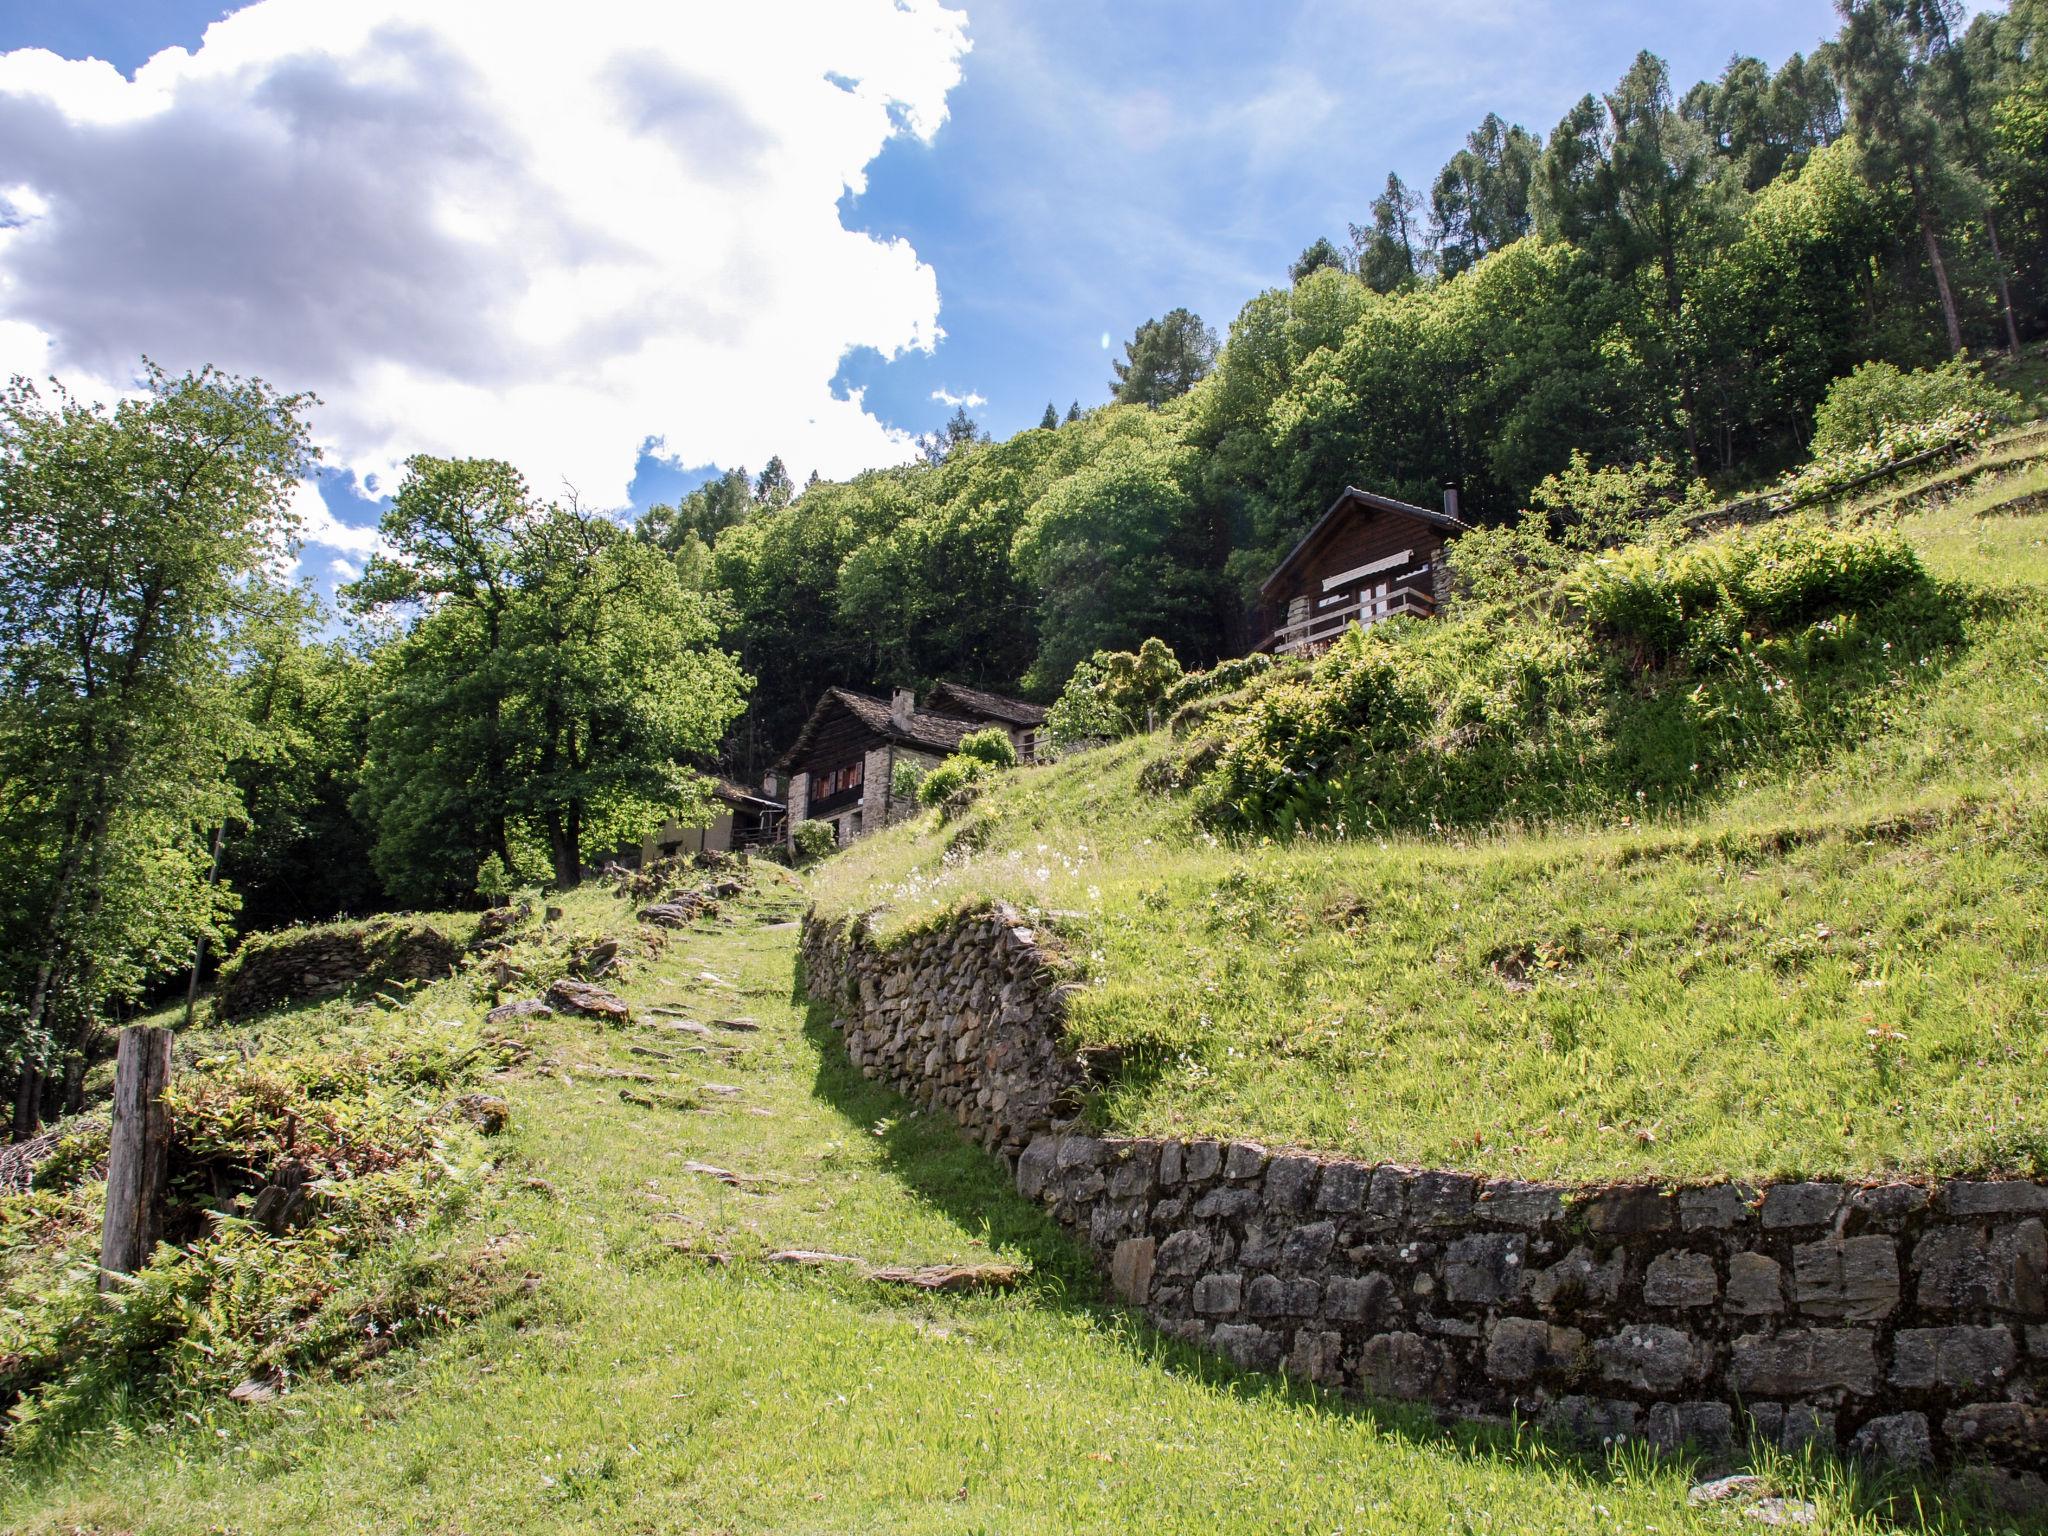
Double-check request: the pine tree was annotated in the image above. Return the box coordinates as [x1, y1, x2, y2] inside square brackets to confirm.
[1040, 402, 1060, 429]
[1065, 401, 1082, 424]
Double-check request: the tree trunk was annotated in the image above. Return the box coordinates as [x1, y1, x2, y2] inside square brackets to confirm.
[1910, 165, 1964, 357]
[1984, 207, 2021, 360]
[11, 1066, 44, 1143]
[99, 1025, 173, 1287]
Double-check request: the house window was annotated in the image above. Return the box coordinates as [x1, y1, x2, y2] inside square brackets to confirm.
[814, 760, 864, 799]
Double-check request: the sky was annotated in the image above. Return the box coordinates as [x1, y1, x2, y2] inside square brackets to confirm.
[0, 0, 1918, 596]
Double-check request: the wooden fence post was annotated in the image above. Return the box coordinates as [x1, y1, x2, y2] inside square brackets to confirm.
[99, 1025, 172, 1289]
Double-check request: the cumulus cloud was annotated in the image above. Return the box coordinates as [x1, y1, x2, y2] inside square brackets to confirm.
[929, 387, 985, 408]
[0, 0, 971, 504]
[289, 477, 383, 558]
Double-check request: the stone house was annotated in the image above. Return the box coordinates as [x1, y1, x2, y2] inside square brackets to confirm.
[637, 778, 787, 863]
[1253, 483, 1470, 656]
[776, 684, 1047, 847]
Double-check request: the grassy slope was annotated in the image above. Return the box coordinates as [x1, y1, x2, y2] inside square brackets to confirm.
[6, 873, 2032, 1535]
[812, 452, 2048, 1184]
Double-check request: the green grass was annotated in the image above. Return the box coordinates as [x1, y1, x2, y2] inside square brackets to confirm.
[811, 461, 2048, 1184]
[5, 872, 2033, 1534]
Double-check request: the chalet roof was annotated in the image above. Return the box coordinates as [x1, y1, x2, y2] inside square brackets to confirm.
[773, 687, 986, 771]
[712, 778, 785, 812]
[922, 681, 1048, 726]
[1259, 485, 1471, 599]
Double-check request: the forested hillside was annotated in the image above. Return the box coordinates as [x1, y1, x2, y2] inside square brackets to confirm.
[658, 0, 2048, 764]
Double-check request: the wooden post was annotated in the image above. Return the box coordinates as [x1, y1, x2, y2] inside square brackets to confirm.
[99, 1025, 172, 1289]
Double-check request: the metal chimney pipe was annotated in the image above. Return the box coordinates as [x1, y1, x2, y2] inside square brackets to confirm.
[1442, 480, 1462, 522]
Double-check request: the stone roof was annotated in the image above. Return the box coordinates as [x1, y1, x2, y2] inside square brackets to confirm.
[774, 687, 985, 771]
[921, 681, 1048, 727]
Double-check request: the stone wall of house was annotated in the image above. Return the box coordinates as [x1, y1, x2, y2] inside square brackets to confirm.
[863, 745, 894, 835]
[786, 771, 810, 844]
[800, 905, 2047, 1474]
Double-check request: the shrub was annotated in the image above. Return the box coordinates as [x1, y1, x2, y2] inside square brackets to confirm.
[915, 755, 989, 810]
[954, 727, 1018, 769]
[889, 758, 928, 803]
[1045, 654, 1129, 750]
[1101, 637, 1183, 725]
[791, 819, 838, 864]
[1810, 357, 2021, 457]
[1161, 653, 1276, 713]
[1527, 450, 1712, 551]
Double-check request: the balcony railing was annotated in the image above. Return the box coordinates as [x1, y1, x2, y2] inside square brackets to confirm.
[1259, 585, 1435, 656]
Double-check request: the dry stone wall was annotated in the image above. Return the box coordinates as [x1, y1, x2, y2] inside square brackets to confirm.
[801, 906, 2047, 1474]
[217, 917, 460, 1019]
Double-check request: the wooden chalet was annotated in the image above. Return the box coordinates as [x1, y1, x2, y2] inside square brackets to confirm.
[1253, 483, 1470, 656]
[776, 684, 1048, 847]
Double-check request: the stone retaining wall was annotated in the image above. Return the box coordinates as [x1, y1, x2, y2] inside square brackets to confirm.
[801, 906, 2047, 1474]
[217, 917, 461, 1019]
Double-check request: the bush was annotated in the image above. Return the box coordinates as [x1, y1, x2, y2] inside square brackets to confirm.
[1161, 653, 1276, 713]
[915, 755, 989, 810]
[1045, 654, 1129, 750]
[1101, 638, 1183, 725]
[1810, 357, 2021, 457]
[954, 727, 1018, 769]
[791, 819, 838, 864]
[889, 758, 928, 803]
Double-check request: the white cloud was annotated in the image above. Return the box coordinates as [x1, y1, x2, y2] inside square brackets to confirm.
[0, 0, 971, 503]
[929, 387, 985, 408]
[290, 477, 383, 557]
[329, 555, 360, 580]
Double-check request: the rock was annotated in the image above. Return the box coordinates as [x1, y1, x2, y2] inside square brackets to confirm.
[486, 997, 553, 1025]
[1154, 1228, 1213, 1278]
[1942, 1400, 2048, 1459]
[1223, 1141, 1269, 1181]
[1940, 1181, 2048, 1217]
[639, 900, 706, 928]
[1286, 1328, 1344, 1387]
[1314, 1161, 1369, 1214]
[1744, 1497, 1818, 1526]
[1790, 1236, 1899, 1321]
[1688, 1474, 1767, 1506]
[1478, 1179, 1564, 1229]
[1911, 1219, 2046, 1314]
[1541, 1395, 1639, 1446]
[1851, 1411, 1932, 1467]
[1110, 1237, 1155, 1305]
[1725, 1252, 1786, 1316]
[1887, 1326, 2016, 1392]
[1322, 1272, 1396, 1327]
[1212, 1323, 1283, 1372]
[1192, 1273, 1243, 1316]
[1643, 1250, 1718, 1309]
[1444, 1232, 1526, 1305]
[1760, 1182, 1843, 1229]
[1595, 1324, 1704, 1392]
[455, 1093, 510, 1134]
[1357, 1331, 1453, 1402]
[1679, 1184, 1754, 1232]
[1581, 1185, 1673, 1235]
[1408, 1170, 1476, 1227]
[1264, 1155, 1319, 1213]
[1730, 1328, 1878, 1397]
[228, 1376, 279, 1405]
[1485, 1317, 1586, 1384]
[1646, 1400, 1734, 1456]
[545, 978, 631, 1022]
[1526, 1245, 1624, 1310]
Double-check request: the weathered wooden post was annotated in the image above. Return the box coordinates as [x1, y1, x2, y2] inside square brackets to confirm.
[98, 1025, 173, 1289]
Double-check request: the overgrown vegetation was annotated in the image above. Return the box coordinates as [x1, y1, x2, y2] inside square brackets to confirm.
[813, 444, 2048, 1182]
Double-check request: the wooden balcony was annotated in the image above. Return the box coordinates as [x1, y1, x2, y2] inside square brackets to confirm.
[1258, 584, 1435, 656]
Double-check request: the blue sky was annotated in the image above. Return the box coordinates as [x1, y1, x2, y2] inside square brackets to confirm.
[0, 0, 1888, 586]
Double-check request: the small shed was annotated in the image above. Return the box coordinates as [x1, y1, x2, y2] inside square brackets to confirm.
[1254, 484, 1470, 656]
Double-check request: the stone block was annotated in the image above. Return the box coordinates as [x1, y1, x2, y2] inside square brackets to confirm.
[1940, 1180, 2048, 1217]
[1265, 1155, 1319, 1213]
[1541, 1396, 1640, 1447]
[1912, 1219, 2046, 1316]
[1746, 1403, 1836, 1455]
[1280, 1219, 1337, 1273]
[1363, 1166, 1409, 1228]
[1444, 1232, 1528, 1306]
[1731, 1329, 1879, 1397]
[1192, 1273, 1243, 1317]
[1287, 1328, 1344, 1387]
[1110, 1237, 1156, 1306]
[1851, 1411, 1932, 1467]
[1155, 1227, 1214, 1278]
[1679, 1184, 1753, 1232]
[1887, 1326, 2016, 1393]
[1223, 1141, 1269, 1181]
[1485, 1316, 1587, 1384]
[1247, 1274, 1321, 1319]
[1157, 1140, 1184, 1187]
[1643, 1250, 1718, 1309]
[1526, 1245, 1625, 1311]
[1761, 1182, 1844, 1229]
[1791, 1236, 1899, 1321]
[1016, 1136, 1057, 1201]
[1191, 1185, 1259, 1221]
[1645, 1401, 1735, 1457]
[1356, 1331, 1454, 1402]
[1478, 1179, 1564, 1229]
[1409, 1170, 1477, 1227]
[1182, 1141, 1223, 1184]
[1314, 1161, 1369, 1215]
[1942, 1401, 2048, 1460]
[1595, 1324, 1705, 1392]
[1212, 1322, 1282, 1372]
[1724, 1252, 1786, 1317]
[1322, 1272, 1397, 1328]
[1580, 1185, 1673, 1236]
[1851, 1182, 1931, 1222]
[1106, 1146, 1156, 1201]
